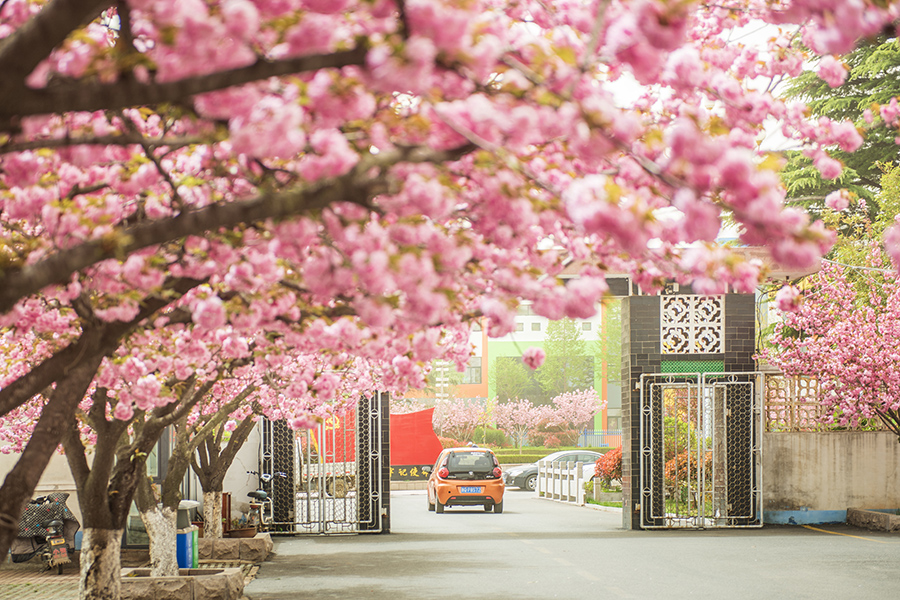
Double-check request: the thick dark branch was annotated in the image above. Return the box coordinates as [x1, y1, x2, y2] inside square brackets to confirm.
[0, 134, 209, 155]
[188, 383, 256, 452]
[0, 143, 476, 314]
[0, 0, 112, 101]
[61, 404, 92, 489]
[875, 407, 900, 440]
[0, 349, 103, 557]
[1, 46, 369, 119]
[154, 378, 218, 428]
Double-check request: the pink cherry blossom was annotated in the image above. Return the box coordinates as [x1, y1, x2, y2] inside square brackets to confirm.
[884, 223, 900, 269]
[522, 347, 546, 370]
[775, 285, 801, 312]
[814, 153, 844, 179]
[192, 296, 227, 331]
[825, 190, 852, 212]
[817, 55, 848, 88]
[2, 1, 900, 587]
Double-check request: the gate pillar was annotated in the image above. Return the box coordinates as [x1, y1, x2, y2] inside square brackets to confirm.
[621, 295, 661, 530]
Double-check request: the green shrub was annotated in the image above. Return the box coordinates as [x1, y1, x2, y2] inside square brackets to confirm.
[493, 446, 612, 456]
[495, 448, 613, 464]
[473, 426, 509, 447]
[496, 454, 548, 464]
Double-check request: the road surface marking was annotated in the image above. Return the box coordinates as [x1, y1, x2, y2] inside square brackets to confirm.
[802, 524, 895, 544]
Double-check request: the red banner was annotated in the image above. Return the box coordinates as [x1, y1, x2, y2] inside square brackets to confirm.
[311, 411, 356, 463]
[390, 408, 443, 467]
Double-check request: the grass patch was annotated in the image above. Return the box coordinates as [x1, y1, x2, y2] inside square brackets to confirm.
[586, 497, 623, 508]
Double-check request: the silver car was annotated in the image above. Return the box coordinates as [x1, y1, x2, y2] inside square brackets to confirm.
[502, 450, 604, 491]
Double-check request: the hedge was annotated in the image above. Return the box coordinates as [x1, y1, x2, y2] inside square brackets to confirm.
[495, 447, 614, 464]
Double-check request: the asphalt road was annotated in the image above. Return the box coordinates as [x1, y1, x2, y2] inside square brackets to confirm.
[244, 489, 900, 600]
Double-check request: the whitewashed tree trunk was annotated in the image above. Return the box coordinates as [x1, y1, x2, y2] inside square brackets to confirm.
[141, 505, 179, 577]
[203, 491, 223, 538]
[79, 528, 123, 600]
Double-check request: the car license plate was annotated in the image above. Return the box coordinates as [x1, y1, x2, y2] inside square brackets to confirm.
[460, 486, 482, 494]
[50, 537, 65, 546]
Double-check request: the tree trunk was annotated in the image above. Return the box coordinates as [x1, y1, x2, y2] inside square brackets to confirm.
[79, 528, 123, 600]
[0, 352, 103, 559]
[203, 490, 224, 539]
[141, 504, 179, 577]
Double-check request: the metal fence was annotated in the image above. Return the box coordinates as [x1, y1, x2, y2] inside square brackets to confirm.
[577, 429, 622, 448]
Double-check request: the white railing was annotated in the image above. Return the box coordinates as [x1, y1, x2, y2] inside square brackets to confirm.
[536, 460, 585, 505]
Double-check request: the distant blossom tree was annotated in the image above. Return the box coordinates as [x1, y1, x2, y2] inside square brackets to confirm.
[432, 397, 487, 442]
[493, 398, 548, 448]
[542, 389, 605, 446]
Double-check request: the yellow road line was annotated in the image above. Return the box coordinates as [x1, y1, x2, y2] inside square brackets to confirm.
[802, 524, 894, 544]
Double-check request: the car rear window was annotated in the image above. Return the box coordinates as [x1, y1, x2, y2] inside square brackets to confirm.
[446, 451, 496, 476]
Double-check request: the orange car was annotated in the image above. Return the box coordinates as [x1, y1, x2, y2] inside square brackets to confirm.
[426, 447, 505, 513]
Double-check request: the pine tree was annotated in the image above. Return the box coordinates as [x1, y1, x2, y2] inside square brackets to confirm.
[780, 37, 900, 216]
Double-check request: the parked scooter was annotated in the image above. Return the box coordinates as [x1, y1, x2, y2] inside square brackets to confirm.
[10, 492, 80, 574]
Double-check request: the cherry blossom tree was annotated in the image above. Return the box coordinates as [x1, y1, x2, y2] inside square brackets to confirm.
[760, 248, 900, 438]
[542, 389, 605, 446]
[2, 2, 900, 598]
[432, 397, 487, 442]
[133, 379, 258, 577]
[493, 398, 547, 448]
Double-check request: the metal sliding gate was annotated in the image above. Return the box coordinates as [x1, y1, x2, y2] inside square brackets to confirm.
[259, 393, 386, 535]
[639, 372, 763, 529]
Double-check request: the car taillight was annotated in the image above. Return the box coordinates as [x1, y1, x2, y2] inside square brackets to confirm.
[493, 467, 502, 478]
[438, 467, 449, 478]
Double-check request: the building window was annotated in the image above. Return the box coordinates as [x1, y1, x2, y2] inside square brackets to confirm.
[517, 304, 535, 315]
[463, 358, 482, 384]
[582, 322, 591, 331]
[531, 322, 541, 332]
[515, 322, 524, 332]
[472, 321, 482, 332]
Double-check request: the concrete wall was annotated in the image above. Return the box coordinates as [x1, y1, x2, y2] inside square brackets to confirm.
[763, 431, 900, 524]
